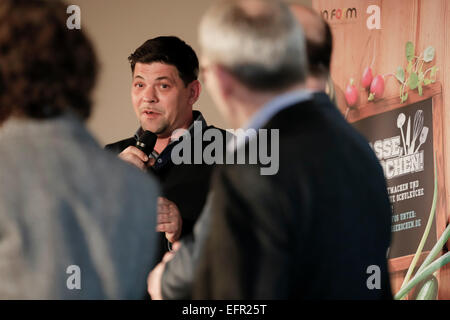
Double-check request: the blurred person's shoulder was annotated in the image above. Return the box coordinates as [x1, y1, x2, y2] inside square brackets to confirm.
[87, 130, 160, 201]
[0, 113, 159, 202]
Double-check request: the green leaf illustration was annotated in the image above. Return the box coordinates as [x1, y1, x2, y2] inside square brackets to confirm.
[424, 78, 432, 85]
[419, 72, 424, 82]
[430, 66, 437, 78]
[401, 92, 408, 103]
[423, 46, 435, 62]
[407, 60, 413, 74]
[409, 72, 419, 90]
[418, 83, 423, 96]
[404, 92, 408, 101]
[406, 41, 415, 62]
[396, 66, 405, 83]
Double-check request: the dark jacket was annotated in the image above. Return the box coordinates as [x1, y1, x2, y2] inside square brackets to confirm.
[105, 111, 230, 260]
[193, 93, 393, 299]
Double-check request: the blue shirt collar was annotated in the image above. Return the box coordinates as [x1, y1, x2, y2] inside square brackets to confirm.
[244, 89, 313, 131]
[227, 89, 313, 152]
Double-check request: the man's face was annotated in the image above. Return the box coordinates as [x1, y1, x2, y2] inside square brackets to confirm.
[131, 62, 196, 137]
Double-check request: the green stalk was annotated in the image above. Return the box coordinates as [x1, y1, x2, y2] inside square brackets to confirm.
[415, 272, 438, 300]
[399, 156, 438, 290]
[395, 252, 450, 300]
[416, 224, 450, 275]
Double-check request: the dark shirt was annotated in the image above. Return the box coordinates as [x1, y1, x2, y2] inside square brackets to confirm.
[105, 110, 230, 261]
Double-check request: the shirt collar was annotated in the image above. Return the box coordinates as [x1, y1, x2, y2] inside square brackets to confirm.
[227, 89, 313, 152]
[244, 89, 313, 131]
[138, 110, 207, 171]
[181, 110, 207, 140]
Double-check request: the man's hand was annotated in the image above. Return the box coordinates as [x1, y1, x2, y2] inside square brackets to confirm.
[147, 242, 181, 300]
[118, 146, 155, 171]
[156, 197, 182, 243]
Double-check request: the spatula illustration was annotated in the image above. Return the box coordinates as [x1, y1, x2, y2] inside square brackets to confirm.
[397, 113, 407, 155]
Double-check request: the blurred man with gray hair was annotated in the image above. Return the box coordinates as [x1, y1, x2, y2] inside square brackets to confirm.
[193, 0, 392, 299]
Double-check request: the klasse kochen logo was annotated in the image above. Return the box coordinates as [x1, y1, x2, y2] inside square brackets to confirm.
[370, 110, 428, 180]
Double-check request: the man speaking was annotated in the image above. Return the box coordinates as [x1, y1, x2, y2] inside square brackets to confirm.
[106, 36, 227, 260]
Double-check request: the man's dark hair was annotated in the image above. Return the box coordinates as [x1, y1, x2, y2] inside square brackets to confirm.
[305, 16, 332, 78]
[0, 0, 98, 124]
[128, 36, 199, 87]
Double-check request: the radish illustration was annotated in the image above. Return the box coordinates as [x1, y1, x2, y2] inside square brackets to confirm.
[362, 67, 373, 89]
[345, 78, 358, 107]
[368, 75, 385, 101]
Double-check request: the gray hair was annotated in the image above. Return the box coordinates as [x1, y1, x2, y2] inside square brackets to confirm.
[199, 0, 307, 91]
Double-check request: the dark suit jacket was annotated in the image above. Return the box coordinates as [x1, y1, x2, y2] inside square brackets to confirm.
[193, 93, 393, 299]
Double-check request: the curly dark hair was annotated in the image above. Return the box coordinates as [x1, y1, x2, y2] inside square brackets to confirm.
[128, 36, 199, 87]
[0, 0, 98, 124]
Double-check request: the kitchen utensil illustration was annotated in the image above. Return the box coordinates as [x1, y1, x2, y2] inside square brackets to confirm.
[414, 126, 429, 154]
[397, 113, 407, 155]
[409, 109, 424, 154]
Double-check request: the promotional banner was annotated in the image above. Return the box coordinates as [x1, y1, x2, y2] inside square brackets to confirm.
[312, 0, 450, 299]
[353, 99, 435, 260]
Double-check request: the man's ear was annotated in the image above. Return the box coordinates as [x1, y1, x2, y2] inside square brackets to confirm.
[187, 80, 201, 105]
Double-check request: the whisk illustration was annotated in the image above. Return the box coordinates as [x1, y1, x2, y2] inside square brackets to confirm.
[409, 109, 424, 154]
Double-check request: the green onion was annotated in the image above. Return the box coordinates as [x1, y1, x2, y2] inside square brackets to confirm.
[399, 155, 438, 290]
[395, 252, 450, 300]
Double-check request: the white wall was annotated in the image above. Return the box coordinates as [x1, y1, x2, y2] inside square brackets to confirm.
[72, 0, 312, 144]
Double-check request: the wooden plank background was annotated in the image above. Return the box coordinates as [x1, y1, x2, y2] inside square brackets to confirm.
[312, 0, 449, 299]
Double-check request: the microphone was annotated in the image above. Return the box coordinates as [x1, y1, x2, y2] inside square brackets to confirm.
[136, 130, 157, 158]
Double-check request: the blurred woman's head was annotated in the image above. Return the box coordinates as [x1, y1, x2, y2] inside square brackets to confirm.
[0, 0, 98, 124]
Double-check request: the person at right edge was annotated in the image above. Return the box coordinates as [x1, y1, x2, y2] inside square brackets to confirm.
[192, 0, 393, 299]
